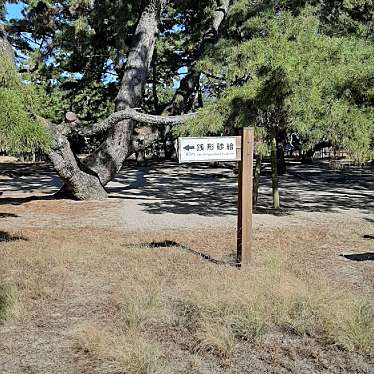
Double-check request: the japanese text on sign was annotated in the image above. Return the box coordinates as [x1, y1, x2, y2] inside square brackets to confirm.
[178, 137, 238, 163]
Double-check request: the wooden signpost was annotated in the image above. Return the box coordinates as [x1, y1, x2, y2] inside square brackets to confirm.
[236, 128, 254, 265]
[178, 127, 254, 266]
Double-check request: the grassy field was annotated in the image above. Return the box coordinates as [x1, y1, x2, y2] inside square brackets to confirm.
[0, 219, 373, 373]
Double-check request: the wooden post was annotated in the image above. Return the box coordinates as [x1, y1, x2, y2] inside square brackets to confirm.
[237, 127, 254, 266]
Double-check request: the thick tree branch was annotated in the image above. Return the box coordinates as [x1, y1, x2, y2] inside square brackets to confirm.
[161, 0, 230, 158]
[163, 0, 230, 116]
[194, 0, 231, 60]
[0, 25, 15, 62]
[70, 109, 195, 136]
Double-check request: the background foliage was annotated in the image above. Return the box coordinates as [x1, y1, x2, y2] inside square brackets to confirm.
[0, 53, 52, 153]
[1, 0, 373, 161]
[178, 2, 374, 162]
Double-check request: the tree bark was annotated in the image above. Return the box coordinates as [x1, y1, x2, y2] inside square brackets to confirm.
[71, 109, 194, 137]
[45, 109, 190, 199]
[41, 107, 190, 199]
[277, 143, 286, 174]
[0, 25, 14, 62]
[42, 119, 108, 200]
[83, 0, 165, 185]
[152, 47, 160, 113]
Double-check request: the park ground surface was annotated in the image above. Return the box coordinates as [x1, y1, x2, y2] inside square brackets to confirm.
[0, 159, 373, 373]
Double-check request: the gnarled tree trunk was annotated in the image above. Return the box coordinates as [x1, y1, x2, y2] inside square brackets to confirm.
[50, 0, 165, 199]
[43, 120, 108, 200]
[33, 0, 229, 200]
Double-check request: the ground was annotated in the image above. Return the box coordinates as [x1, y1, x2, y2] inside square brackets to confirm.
[0, 159, 373, 373]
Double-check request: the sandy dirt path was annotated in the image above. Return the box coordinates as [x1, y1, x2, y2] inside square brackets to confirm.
[0, 160, 372, 232]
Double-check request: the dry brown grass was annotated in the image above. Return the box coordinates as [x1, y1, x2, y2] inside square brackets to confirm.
[0, 283, 18, 322]
[0, 222, 373, 373]
[75, 324, 165, 374]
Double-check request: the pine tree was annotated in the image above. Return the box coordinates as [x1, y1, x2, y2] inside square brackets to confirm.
[2, 1, 372, 201]
[176, 1, 373, 208]
[1, 0, 230, 199]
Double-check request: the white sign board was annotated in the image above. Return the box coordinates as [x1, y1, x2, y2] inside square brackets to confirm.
[178, 136, 238, 163]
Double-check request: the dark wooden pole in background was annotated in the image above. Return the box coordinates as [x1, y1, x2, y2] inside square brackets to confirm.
[237, 127, 254, 266]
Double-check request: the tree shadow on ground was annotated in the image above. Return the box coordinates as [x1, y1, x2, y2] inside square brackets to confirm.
[0, 213, 18, 218]
[108, 160, 374, 217]
[0, 195, 58, 206]
[109, 162, 238, 216]
[0, 163, 62, 201]
[127, 240, 238, 266]
[0, 231, 27, 242]
[1, 160, 373, 218]
[340, 253, 374, 262]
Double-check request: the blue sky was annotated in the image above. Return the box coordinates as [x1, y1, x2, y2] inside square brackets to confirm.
[5, 2, 24, 20]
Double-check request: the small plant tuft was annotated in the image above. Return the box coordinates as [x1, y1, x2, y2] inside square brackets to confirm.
[0, 284, 18, 322]
[332, 299, 374, 353]
[75, 324, 165, 374]
[195, 321, 236, 361]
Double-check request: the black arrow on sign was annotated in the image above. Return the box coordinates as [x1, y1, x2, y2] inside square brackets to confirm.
[183, 145, 195, 151]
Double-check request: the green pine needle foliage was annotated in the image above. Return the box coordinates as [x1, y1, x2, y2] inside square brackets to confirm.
[178, 4, 374, 163]
[0, 56, 50, 153]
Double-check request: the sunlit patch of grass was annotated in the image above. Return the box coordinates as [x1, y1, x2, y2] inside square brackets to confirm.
[14, 254, 69, 304]
[0, 284, 18, 322]
[75, 323, 165, 374]
[331, 299, 374, 353]
[229, 304, 267, 341]
[112, 277, 172, 333]
[276, 282, 331, 338]
[168, 251, 374, 360]
[194, 321, 236, 361]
